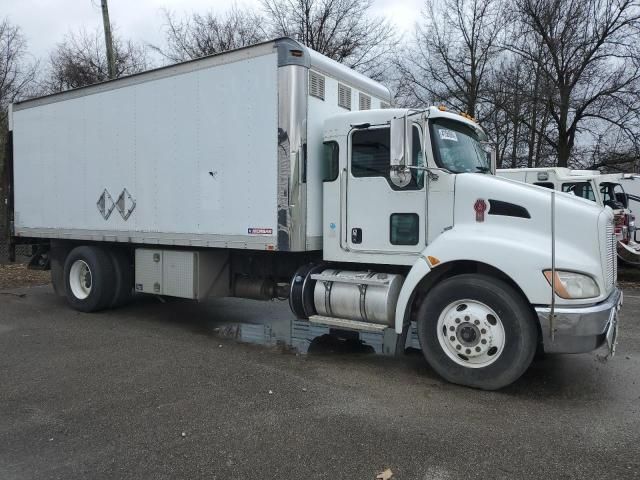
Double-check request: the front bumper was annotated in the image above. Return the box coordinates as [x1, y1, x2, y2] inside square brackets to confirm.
[535, 288, 623, 354]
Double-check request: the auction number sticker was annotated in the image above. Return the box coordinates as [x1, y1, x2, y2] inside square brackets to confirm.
[439, 129, 458, 141]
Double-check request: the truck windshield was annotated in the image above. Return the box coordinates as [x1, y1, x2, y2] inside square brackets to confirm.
[430, 119, 490, 174]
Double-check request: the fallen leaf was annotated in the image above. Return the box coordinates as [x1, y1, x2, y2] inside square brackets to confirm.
[376, 468, 393, 480]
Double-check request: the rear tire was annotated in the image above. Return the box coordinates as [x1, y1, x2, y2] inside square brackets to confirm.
[64, 246, 116, 312]
[50, 243, 71, 297]
[108, 248, 133, 308]
[51, 255, 65, 297]
[417, 274, 537, 390]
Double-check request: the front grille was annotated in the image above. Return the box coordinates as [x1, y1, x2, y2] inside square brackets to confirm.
[605, 221, 616, 289]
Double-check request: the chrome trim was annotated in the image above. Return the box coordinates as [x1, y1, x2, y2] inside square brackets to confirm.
[536, 287, 623, 353]
[15, 227, 277, 250]
[277, 64, 308, 251]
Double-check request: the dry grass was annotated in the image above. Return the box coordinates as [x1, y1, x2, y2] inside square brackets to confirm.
[0, 264, 50, 290]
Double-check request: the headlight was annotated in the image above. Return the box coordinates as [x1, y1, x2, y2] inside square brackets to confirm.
[543, 270, 600, 299]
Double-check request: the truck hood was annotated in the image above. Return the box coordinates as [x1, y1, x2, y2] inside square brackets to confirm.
[451, 173, 615, 303]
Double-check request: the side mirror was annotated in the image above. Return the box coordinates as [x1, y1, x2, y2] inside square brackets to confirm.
[390, 115, 412, 187]
[481, 141, 497, 175]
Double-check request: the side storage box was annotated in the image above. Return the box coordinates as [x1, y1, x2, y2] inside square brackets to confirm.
[135, 249, 230, 300]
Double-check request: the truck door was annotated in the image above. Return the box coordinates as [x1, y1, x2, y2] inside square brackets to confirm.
[345, 124, 426, 253]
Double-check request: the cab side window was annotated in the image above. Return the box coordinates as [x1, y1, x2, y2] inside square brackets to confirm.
[562, 182, 595, 201]
[351, 126, 423, 190]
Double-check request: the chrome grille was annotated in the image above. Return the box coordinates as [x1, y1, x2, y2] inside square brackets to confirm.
[605, 221, 616, 289]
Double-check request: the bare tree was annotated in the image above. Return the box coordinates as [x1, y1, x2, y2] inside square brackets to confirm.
[0, 19, 37, 130]
[396, 0, 506, 118]
[0, 19, 36, 247]
[154, 7, 267, 62]
[261, 0, 397, 80]
[510, 0, 640, 167]
[43, 28, 149, 93]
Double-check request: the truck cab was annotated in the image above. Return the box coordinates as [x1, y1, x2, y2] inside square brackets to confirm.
[290, 107, 623, 389]
[497, 167, 640, 265]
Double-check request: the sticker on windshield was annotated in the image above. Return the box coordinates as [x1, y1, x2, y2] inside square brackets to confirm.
[438, 129, 458, 142]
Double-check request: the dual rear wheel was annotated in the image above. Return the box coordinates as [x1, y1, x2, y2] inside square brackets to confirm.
[55, 245, 133, 312]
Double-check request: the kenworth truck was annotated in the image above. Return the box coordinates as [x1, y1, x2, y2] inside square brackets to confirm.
[4, 39, 622, 389]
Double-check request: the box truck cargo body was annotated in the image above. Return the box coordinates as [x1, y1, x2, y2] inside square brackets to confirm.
[6, 39, 622, 390]
[11, 38, 389, 252]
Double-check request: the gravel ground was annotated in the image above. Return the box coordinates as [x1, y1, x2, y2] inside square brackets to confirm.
[0, 283, 639, 480]
[0, 264, 49, 290]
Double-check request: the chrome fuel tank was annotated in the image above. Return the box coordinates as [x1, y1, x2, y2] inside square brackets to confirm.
[312, 269, 404, 326]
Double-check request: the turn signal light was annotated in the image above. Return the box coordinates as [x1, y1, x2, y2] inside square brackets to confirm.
[543, 270, 600, 299]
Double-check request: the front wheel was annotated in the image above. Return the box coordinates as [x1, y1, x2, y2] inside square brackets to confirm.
[417, 274, 538, 390]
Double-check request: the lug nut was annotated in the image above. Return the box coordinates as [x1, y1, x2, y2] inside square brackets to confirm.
[455, 318, 461, 324]
[481, 339, 487, 344]
[456, 345, 462, 350]
[481, 328, 486, 334]
[464, 316, 470, 321]
[475, 347, 481, 352]
[450, 336, 455, 341]
[465, 348, 471, 354]
[450, 326, 455, 331]
[474, 320, 480, 325]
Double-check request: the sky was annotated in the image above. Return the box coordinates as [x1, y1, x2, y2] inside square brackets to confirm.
[4, 0, 423, 61]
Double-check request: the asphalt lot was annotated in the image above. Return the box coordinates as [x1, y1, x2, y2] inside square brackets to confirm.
[1, 284, 639, 480]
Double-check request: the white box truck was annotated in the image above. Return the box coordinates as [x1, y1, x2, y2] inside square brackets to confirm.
[5, 39, 622, 389]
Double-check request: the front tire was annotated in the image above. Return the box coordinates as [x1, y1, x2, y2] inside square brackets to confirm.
[417, 274, 537, 390]
[64, 246, 116, 312]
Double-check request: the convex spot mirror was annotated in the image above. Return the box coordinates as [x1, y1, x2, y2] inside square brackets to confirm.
[390, 115, 412, 188]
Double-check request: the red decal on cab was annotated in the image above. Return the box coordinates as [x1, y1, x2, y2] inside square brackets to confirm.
[474, 199, 487, 222]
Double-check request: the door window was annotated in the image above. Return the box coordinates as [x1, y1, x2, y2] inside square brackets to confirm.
[351, 126, 424, 190]
[390, 213, 419, 245]
[600, 183, 627, 208]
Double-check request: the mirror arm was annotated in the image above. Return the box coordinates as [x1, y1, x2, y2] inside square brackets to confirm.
[403, 165, 451, 181]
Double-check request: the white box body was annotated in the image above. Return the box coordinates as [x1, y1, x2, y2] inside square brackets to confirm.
[10, 39, 390, 253]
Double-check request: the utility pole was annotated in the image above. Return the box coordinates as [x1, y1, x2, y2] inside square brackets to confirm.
[100, 0, 116, 79]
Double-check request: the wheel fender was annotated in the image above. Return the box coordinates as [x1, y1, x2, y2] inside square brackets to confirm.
[395, 257, 431, 333]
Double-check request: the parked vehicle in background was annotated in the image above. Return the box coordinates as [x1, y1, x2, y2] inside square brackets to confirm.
[4, 39, 622, 390]
[618, 174, 640, 245]
[498, 168, 640, 266]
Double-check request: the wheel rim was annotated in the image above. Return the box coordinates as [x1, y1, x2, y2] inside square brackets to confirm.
[436, 299, 505, 368]
[69, 260, 93, 300]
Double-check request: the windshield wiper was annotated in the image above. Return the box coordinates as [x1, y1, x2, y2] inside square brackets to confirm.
[476, 166, 490, 173]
